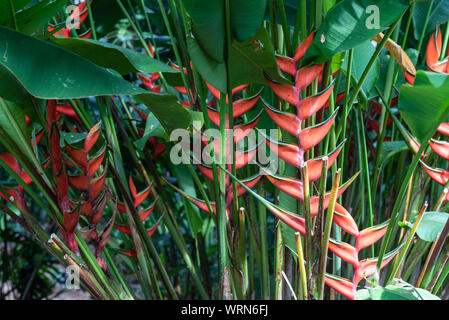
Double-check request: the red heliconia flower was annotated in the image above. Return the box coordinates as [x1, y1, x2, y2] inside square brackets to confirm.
[117, 177, 160, 258]
[167, 69, 263, 210]
[263, 32, 338, 179]
[262, 31, 348, 229]
[48, 1, 91, 39]
[259, 32, 403, 300]
[47, 100, 79, 252]
[61, 119, 108, 255]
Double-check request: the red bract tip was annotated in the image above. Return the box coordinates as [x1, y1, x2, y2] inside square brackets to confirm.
[235, 148, 258, 170]
[84, 122, 102, 154]
[276, 56, 297, 76]
[88, 169, 106, 200]
[265, 173, 304, 201]
[429, 140, 449, 161]
[293, 31, 315, 62]
[206, 83, 249, 103]
[295, 64, 324, 92]
[87, 146, 106, 178]
[64, 208, 80, 235]
[333, 203, 359, 237]
[264, 138, 302, 168]
[328, 238, 359, 267]
[324, 274, 356, 300]
[120, 250, 137, 258]
[266, 205, 305, 235]
[265, 79, 300, 106]
[421, 161, 449, 186]
[298, 109, 338, 151]
[66, 145, 87, 170]
[438, 122, 449, 136]
[263, 100, 301, 137]
[129, 176, 152, 207]
[297, 84, 334, 120]
[306, 143, 343, 182]
[69, 174, 88, 191]
[355, 220, 389, 252]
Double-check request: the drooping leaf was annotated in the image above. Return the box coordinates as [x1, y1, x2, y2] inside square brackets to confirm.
[16, 0, 67, 34]
[189, 27, 288, 93]
[415, 211, 449, 242]
[230, 0, 267, 41]
[303, 0, 410, 64]
[398, 71, 449, 141]
[181, 0, 225, 62]
[0, 26, 191, 133]
[51, 37, 178, 75]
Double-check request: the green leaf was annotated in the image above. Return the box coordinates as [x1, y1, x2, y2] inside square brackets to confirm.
[189, 26, 288, 93]
[181, 0, 225, 62]
[16, 0, 67, 34]
[398, 71, 449, 141]
[342, 40, 379, 96]
[60, 131, 87, 145]
[51, 37, 178, 75]
[356, 286, 417, 300]
[355, 278, 440, 300]
[91, 0, 122, 36]
[413, 0, 449, 39]
[134, 112, 167, 151]
[303, 0, 410, 64]
[230, 0, 267, 41]
[415, 211, 449, 242]
[0, 26, 191, 133]
[0, 0, 33, 28]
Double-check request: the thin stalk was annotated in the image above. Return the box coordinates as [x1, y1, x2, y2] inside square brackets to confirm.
[357, 107, 375, 256]
[387, 202, 428, 283]
[441, 21, 449, 60]
[417, 0, 434, 58]
[318, 169, 341, 300]
[218, 90, 230, 299]
[301, 163, 313, 284]
[257, 182, 270, 299]
[85, 0, 97, 40]
[399, 175, 414, 242]
[274, 219, 284, 299]
[277, 0, 292, 55]
[154, 0, 195, 107]
[295, 232, 308, 300]
[416, 233, 441, 288]
[336, 18, 402, 138]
